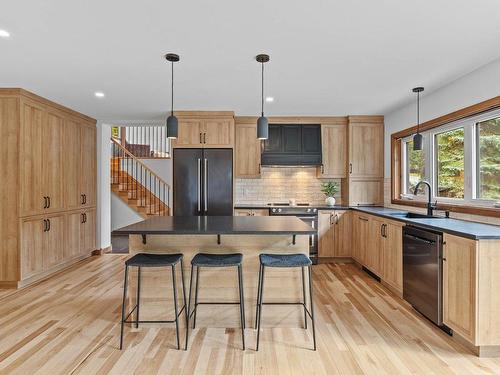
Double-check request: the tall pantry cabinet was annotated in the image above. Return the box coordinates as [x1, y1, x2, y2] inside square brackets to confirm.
[0, 89, 97, 288]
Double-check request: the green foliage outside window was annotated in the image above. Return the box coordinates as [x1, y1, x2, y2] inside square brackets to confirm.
[436, 128, 465, 198]
[477, 118, 500, 199]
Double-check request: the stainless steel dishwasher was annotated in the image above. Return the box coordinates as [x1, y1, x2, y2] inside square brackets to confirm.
[403, 225, 449, 331]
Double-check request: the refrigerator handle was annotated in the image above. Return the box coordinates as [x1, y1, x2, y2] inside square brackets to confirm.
[197, 158, 201, 212]
[204, 158, 208, 212]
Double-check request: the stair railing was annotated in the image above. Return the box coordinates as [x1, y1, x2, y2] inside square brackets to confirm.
[111, 138, 170, 216]
[116, 125, 170, 158]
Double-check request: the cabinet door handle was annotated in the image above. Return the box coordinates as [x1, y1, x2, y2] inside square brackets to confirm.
[199, 132, 203, 144]
[358, 217, 368, 221]
[321, 164, 324, 174]
[43, 196, 47, 209]
[380, 224, 384, 237]
[349, 163, 352, 174]
[47, 218, 51, 231]
[84, 213, 87, 223]
[203, 133, 206, 144]
[81, 213, 85, 223]
[84, 194, 87, 204]
[258, 163, 261, 174]
[335, 214, 339, 225]
[43, 219, 47, 232]
[81, 194, 84, 205]
[47, 196, 51, 208]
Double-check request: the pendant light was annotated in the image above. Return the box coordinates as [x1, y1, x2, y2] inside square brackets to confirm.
[412, 87, 424, 150]
[256, 54, 270, 139]
[165, 53, 180, 139]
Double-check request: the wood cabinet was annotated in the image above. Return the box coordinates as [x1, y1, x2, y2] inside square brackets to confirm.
[318, 211, 335, 257]
[235, 123, 261, 178]
[352, 212, 369, 263]
[348, 117, 384, 178]
[0, 89, 97, 288]
[443, 234, 477, 342]
[318, 124, 347, 178]
[318, 210, 351, 258]
[366, 217, 384, 274]
[351, 212, 403, 292]
[173, 113, 234, 149]
[234, 208, 268, 216]
[381, 221, 403, 292]
[346, 116, 384, 206]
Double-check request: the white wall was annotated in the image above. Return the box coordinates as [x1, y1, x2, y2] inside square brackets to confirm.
[111, 194, 143, 231]
[384, 57, 500, 177]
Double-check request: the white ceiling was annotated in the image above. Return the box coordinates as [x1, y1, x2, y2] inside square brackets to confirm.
[2, 0, 500, 120]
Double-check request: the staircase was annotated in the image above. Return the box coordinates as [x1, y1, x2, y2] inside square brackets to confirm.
[111, 138, 170, 218]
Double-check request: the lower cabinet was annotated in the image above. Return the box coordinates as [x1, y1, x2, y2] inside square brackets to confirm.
[20, 209, 96, 282]
[381, 221, 403, 292]
[351, 212, 403, 293]
[318, 210, 351, 258]
[443, 234, 477, 343]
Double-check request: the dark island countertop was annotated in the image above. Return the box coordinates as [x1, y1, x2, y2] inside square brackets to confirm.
[113, 215, 316, 236]
[352, 207, 500, 240]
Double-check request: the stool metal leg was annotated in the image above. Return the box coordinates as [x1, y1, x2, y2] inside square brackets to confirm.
[172, 264, 180, 350]
[180, 258, 188, 350]
[254, 264, 262, 329]
[301, 266, 308, 330]
[256, 265, 265, 351]
[193, 266, 200, 329]
[308, 265, 316, 351]
[136, 267, 141, 328]
[185, 264, 194, 350]
[119, 265, 129, 350]
[237, 264, 245, 350]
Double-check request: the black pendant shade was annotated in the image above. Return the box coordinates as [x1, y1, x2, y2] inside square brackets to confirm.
[256, 54, 270, 140]
[257, 115, 269, 139]
[412, 86, 424, 151]
[165, 53, 180, 139]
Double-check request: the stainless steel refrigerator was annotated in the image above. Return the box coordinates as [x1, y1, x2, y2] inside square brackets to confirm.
[173, 148, 233, 216]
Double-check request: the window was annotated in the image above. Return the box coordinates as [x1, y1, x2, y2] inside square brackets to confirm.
[403, 139, 425, 195]
[399, 110, 500, 206]
[435, 127, 465, 199]
[476, 118, 500, 199]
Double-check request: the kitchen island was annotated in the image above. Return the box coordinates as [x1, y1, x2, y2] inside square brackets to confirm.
[113, 215, 315, 328]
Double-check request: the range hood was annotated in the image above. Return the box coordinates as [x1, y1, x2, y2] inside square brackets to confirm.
[261, 124, 322, 166]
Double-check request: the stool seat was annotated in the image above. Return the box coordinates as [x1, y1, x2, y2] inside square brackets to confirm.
[191, 253, 243, 267]
[259, 253, 312, 268]
[125, 253, 183, 267]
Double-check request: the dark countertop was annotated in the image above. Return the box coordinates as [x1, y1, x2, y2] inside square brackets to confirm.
[113, 215, 316, 236]
[352, 207, 500, 240]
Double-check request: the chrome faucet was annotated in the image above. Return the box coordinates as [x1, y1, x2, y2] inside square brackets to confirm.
[414, 180, 436, 216]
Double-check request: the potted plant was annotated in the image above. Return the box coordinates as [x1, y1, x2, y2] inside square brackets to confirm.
[321, 181, 339, 206]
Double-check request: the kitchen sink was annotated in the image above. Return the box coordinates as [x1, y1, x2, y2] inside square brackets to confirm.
[389, 212, 442, 219]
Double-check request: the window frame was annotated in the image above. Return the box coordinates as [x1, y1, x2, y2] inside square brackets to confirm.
[393, 100, 500, 216]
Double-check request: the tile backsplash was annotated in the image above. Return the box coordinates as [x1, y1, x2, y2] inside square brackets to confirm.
[235, 167, 341, 205]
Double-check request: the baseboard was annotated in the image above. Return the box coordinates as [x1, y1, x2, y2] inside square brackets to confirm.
[0, 281, 18, 289]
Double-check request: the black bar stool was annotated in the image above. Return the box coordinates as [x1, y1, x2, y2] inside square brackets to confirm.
[185, 253, 245, 350]
[255, 253, 316, 351]
[119, 253, 188, 350]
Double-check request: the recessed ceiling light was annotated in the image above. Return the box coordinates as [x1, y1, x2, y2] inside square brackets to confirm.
[0, 30, 11, 38]
[94, 91, 105, 98]
[265, 96, 274, 103]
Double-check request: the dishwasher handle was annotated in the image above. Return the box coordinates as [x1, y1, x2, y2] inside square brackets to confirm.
[404, 233, 436, 245]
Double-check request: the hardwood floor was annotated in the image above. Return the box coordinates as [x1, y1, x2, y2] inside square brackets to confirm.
[0, 255, 499, 374]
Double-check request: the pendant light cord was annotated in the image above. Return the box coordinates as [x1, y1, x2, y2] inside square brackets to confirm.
[171, 62, 174, 116]
[261, 62, 264, 117]
[416, 91, 420, 134]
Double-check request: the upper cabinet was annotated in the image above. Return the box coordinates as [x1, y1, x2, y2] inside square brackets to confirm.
[348, 116, 384, 178]
[235, 121, 261, 178]
[318, 122, 347, 178]
[172, 112, 235, 149]
[346, 116, 384, 206]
